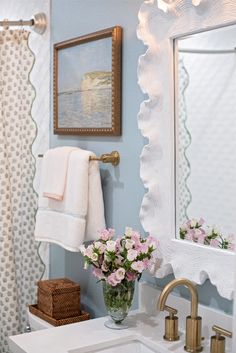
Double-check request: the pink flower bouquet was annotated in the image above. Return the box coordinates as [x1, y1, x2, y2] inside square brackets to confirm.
[79, 227, 158, 286]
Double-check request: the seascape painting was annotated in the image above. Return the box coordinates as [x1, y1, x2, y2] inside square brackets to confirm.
[57, 37, 112, 129]
[54, 26, 122, 135]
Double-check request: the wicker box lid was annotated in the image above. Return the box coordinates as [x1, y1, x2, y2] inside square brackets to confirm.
[38, 278, 80, 294]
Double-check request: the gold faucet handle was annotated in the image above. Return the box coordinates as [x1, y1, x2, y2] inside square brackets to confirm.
[210, 325, 232, 353]
[164, 305, 178, 318]
[163, 305, 179, 342]
[212, 325, 232, 338]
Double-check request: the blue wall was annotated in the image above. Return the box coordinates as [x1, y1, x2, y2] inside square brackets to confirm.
[50, 0, 232, 317]
[50, 0, 145, 317]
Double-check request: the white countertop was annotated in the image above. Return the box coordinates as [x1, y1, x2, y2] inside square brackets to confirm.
[8, 283, 233, 353]
[9, 310, 213, 353]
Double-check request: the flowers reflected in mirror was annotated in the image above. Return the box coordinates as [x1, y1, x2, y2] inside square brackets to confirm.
[179, 218, 235, 250]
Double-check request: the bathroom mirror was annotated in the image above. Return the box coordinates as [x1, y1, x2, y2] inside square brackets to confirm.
[137, 0, 236, 299]
[175, 25, 236, 250]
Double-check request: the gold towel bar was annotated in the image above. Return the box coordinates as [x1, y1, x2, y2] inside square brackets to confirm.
[38, 150, 120, 167]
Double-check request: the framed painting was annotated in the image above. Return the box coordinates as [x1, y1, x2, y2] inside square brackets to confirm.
[53, 26, 122, 136]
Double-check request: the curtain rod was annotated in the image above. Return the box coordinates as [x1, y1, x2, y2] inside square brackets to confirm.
[0, 19, 34, 26]
[0, 13, 47, 35]
[179, 48, 236, 54]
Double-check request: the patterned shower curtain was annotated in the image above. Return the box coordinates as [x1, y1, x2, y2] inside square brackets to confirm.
[0, 30, 44, 352]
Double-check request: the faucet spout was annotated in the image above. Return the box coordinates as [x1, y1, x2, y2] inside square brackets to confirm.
[157, 278, 198, 318]
[157, 278, 203, 353]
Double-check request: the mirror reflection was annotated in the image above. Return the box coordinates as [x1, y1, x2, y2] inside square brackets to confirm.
[175, 25, 236, 250]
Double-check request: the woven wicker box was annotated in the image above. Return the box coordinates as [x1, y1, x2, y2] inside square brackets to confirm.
[37, 278, 80, 319]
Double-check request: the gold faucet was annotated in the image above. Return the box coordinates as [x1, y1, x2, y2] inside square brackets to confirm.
[157, 278, 203, 353]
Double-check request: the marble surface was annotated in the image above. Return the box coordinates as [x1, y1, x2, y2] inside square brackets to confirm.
[7, 311, 195, 353]
[9, 283, 233, 353]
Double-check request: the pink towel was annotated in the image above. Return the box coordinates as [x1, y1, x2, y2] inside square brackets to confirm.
[42, 146, 77, 200]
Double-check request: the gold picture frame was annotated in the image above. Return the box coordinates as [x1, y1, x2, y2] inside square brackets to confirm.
[53, 26, 122, 136]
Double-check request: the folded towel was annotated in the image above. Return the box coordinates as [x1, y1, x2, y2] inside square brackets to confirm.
[34, 148, 106, 252]
[42, 146, 77, 200]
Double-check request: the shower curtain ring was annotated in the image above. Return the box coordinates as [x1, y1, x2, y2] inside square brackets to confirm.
[3, 19, 9, 30]
[19, 19, 24, 32]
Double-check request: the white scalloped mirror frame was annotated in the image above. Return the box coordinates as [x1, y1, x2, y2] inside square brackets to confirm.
[137, 0, 236, 299]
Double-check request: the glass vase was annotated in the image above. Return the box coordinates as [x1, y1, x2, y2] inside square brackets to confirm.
[103, 280, 135, 329]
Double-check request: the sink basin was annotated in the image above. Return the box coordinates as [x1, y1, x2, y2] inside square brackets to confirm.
[68, 336, 166, 353]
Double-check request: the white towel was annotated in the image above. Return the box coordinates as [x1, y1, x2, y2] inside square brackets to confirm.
[34, 148, 106, 252]
[42, 146, 77, 200]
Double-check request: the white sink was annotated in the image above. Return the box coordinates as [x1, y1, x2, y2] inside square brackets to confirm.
[68, 336, 166, 353]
